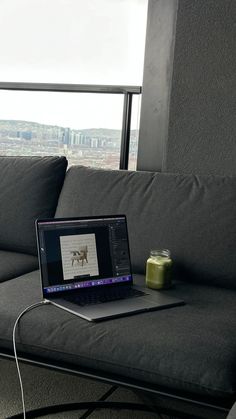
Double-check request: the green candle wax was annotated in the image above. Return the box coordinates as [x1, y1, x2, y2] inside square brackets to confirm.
[145, 255, 172, 289]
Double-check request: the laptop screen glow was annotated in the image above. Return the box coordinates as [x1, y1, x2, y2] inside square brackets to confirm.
[36, 216, 133, 297]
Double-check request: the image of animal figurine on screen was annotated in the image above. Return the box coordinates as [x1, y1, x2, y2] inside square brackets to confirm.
[70, 246, 88, 267]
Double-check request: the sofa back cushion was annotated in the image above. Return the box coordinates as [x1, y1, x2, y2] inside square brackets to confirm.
[0, 156, 67, 255]
[56, 165, 236, 289]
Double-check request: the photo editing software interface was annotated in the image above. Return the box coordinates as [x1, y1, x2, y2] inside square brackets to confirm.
[37, 216, 132, 295]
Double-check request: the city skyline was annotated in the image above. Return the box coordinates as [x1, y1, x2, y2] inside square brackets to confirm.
[0, 118, 138, 137]
[0, 118, 139, 170]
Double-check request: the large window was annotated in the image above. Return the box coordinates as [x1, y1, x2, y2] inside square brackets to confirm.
[0, 0, 148, 169]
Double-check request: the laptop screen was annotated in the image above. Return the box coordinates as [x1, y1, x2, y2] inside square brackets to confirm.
[36, 215, 133, 297]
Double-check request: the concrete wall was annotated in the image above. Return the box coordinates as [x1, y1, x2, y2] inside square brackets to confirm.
[165, 0, 236, 175]
[138, 0, 236, 176]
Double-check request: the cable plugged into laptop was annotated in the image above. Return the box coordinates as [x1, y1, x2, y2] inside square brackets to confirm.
[42, 299, 51, 304]
[12, 300, 52, 419]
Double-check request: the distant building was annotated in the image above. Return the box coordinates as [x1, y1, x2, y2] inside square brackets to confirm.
[17, 130, 32, 140]
[70, 131, 81, 145]
[63, 128, 71, 145]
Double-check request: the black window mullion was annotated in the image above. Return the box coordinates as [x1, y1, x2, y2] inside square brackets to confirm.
[119, 92, 133, 170]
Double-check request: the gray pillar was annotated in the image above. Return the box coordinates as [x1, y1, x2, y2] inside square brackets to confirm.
[138, 0, 236, 175]
[137, 0, 178, 171]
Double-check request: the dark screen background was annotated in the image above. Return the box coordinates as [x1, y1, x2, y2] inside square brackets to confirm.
[42, 226, 113, 287]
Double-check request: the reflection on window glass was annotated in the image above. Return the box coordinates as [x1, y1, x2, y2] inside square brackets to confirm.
[0, 90, 140, 169]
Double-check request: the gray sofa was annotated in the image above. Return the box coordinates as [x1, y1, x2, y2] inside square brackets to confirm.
[0, 156, 236, 419]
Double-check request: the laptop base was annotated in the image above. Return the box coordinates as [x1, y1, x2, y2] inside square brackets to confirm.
[47, 285, 184, 322]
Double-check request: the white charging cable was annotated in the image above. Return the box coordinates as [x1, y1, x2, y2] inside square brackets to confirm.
[13, 300, 50, 419]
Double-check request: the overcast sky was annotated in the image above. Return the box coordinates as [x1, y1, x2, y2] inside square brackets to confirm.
[0, 0, 147, 129]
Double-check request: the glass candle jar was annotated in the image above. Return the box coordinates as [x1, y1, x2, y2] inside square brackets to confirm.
[145, 249, 172, 290]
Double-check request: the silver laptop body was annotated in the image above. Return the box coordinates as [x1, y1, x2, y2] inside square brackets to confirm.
[36, 215, 184, 321]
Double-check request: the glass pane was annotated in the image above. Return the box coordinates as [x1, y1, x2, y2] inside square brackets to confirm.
[128, 94, 141, 170]
[0, 90, 130, 169]
[0, 0, 148, 85]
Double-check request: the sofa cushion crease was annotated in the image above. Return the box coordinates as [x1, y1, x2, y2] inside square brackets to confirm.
[5, 337, 235, 397]
[0, 250, 38, 283]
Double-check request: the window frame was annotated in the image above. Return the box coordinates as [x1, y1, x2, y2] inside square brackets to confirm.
[0, 82, 141, 170]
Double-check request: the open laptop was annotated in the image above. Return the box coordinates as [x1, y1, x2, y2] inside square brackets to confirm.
[36, 215, 184, 321]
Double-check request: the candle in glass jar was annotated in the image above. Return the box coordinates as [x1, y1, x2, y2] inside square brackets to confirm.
[145, 249, 172, 289]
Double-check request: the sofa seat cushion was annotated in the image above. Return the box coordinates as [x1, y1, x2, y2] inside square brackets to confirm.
[0, 156, 67, 255]
[0, 250, 38, 283]
[0, 271, 236, 401]
[56, 166, 236, 289]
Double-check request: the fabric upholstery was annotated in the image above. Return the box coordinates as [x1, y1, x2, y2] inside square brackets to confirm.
[0, 271, 236, 401]
[0, 156, 67, 255]
[0, 250, 38, 283]
[56, 165, 236, 289]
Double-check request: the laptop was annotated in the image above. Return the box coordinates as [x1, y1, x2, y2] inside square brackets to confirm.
[36, 215, 184, 321]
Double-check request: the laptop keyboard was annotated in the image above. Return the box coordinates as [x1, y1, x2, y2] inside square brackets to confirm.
[63, 287, 147, 307]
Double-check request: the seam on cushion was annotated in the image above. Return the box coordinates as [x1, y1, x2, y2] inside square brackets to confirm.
[7, 339, 235, 396]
